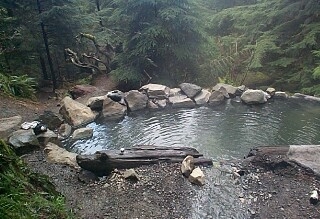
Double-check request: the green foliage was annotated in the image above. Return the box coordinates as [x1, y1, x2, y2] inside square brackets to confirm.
[0, 73, 36, 98]
[0, 139, 73, 219]
[205, 0, 320, 93]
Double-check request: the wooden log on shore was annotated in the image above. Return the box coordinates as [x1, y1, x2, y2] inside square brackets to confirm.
[76, 145, 213, 176]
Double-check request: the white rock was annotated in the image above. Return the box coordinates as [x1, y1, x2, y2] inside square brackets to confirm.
[181, 155, 195, 177]
[188, 167, 205, 186]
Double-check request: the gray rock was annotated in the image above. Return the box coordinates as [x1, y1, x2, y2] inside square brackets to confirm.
[0, 115, 22, 138]
[8, 129, 40, 155]
[139, 83, 170, 99]
[58, 123, 72, 139]
[181, 155, 195, 177]
[241, 89, 268, 104]
[208, 90, 225, 106]
[218, 86, 230, 99]
[169, 95, 195, 108]
[179, 83, 202, 98]
[100, 98, 127, 121]
[194, 90, 211, 105]
[37, 129, 61, 146]
[169, 88, 182, 97]
[38, 111, 64, 130]
[212, 83, 239, 97]
[72, 127, 93, 140]
[86, 95, 107, 111]
[123, 169, 140, 181]
[125, 90, 148, 111]
[59, 96, 96, 127]
[188, 167, 205, 186]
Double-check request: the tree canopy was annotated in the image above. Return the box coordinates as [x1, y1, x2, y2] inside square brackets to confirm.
[0, 0, 319, 95]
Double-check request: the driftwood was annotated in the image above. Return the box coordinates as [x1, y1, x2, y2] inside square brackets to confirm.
[76, 145, 213, 176]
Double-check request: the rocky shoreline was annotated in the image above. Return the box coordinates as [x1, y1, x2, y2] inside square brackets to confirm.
[1, 82, 320, 218]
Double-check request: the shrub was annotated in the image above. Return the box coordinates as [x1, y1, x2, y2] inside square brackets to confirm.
[0, 73, 36, 99]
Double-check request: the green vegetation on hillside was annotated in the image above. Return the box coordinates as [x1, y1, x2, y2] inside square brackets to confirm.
[0, 140, 73, 219]
[0, 0, 319, 94]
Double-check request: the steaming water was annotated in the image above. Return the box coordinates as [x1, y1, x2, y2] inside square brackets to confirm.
[68, 99, 320, 218]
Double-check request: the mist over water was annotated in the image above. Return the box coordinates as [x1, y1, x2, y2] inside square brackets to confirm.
[68, 99, 320, 218]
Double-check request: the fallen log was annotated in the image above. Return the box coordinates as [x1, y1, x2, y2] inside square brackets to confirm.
[76, 145, 213, 176]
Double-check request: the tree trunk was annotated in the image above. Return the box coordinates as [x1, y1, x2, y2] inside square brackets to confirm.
[39, 55, 48, 80]
[37, 0, 57, 91]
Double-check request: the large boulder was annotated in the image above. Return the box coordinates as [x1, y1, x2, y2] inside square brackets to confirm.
[169, 94, 196, 108]
[38, 111, 64, 130]
[100, 98, 127, 121]
[188, 167, 205, 186]
[72, 127, 93, 140]
[179, 83, 202, 99]
[241, 89, 268, 104]
[59, 96, 96, 127]
[125, 90, 148, 111]
[181, 155, 195, 177]
[69, 84, 98, 99]
[86, 95, 107, 111]
[44, 142, 79, 168]
[212, 83, 239, 97]
[0, 115, 22, 138]
[208, 90, 225, 106]
[194, 90, 211, 105]
[8, 129, 40, 155]
[139, 84, 170, 100]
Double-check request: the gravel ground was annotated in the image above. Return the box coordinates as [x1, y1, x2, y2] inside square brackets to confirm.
[23, 150, 194, 219]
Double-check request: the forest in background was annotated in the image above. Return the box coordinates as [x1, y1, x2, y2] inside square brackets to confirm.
[0, 0, 320, 96]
